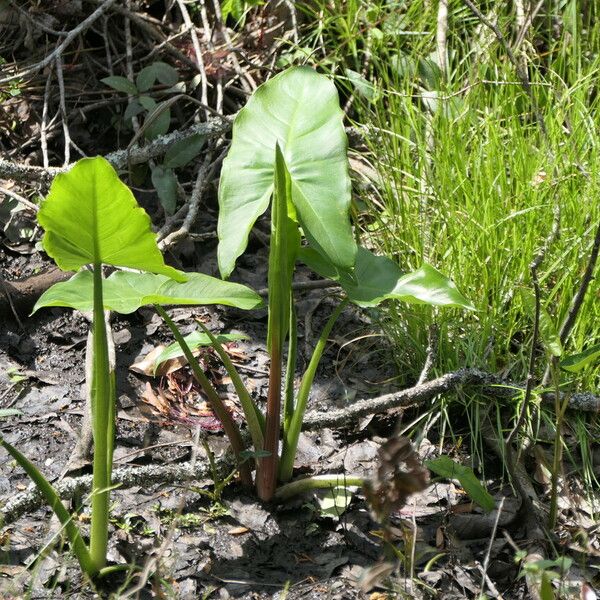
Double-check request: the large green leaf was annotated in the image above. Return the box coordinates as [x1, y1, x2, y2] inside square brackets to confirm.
[300, 246, 474, 309]
[218, 67, 356, 278]
[38, 157, 184, 281]
[33, 270, 263, 314]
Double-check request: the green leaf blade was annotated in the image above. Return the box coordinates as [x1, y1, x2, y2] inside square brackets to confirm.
[560, 343, 600, 373]
[101, 76, 138, 95]
[426, 455, 495, 512]
[34, 271, 264, 314]
[163, 133, 206, 168]
[155, 331, 248, 369]
[151, 166, 178, 214]
[390, 264, 475, 310]
[144, 104, 171, 140]
[38, 157, 184, 280]
[218, 67, 356, 278]
[300, 246, 474, 310]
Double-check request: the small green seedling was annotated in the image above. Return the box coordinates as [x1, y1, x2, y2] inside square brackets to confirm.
[1, 156, 262, 579]
[516, 553, 573, 600]
[102, 61, 179, 140]
[102, 62, 203, 214]
[426, 455, 495, 512]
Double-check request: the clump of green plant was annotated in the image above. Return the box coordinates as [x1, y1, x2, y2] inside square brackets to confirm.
[161, 67, 474, 502]
[1, 66, 471, 578]
[101, 62, 204, 214]
[0, 156, 262, 579]
[102, 62, 180, 140]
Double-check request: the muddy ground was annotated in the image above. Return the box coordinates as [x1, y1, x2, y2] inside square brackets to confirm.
[0, 232, 544, 599]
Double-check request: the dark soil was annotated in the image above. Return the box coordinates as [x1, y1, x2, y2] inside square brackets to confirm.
[0, 236, 538, 600]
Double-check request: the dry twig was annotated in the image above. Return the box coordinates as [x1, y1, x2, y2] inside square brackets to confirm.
[0, 118, 231, 184]
[0, 0, 120, 85]
[176, 0, 211, 118]
[542, 218, 600, 385]
[158, 150, 225, 249]
[462, 0, 549, 142]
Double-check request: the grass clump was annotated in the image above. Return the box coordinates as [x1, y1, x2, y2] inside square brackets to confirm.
[292, 1, 600, 483]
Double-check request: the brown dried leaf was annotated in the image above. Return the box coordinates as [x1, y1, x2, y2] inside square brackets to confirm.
[141, 382, 170, 415]
[363, 436, 430, 523]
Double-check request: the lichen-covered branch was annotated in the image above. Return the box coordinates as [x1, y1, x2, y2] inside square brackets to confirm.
[3, 367, 598, 525]
[1, 461, 218, 527]
[0, 118, 232, 184]
[303, 368, 600, 430]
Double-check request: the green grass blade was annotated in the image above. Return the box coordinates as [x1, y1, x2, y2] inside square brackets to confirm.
[0, 437, 95, 577]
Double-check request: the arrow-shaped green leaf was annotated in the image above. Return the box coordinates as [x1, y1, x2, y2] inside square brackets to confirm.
[218, 67, 356, 278]
[300, 246, 474, 309]
[33, 270, 263, 314]
[38, 157, 184, 281]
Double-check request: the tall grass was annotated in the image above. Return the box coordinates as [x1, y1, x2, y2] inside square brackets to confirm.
[294, 1, 600, 475]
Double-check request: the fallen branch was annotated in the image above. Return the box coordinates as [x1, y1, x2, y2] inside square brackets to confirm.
[1, 461, 219, 527]
[0, 118, 231, 184]
[303, 368, 600, 430]
[302, 368, 496, 430]
[0, 268, 73, 321]
[0, 121, 365, 186]
[3, 367, 599, 525]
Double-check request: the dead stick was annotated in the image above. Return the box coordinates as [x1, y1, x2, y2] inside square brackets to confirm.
[542, 218, 600, 385]
[302, 368, 600, 430]
[0, 268, 73, 320]
[462, 0, 549, 142]
[1, 461, 217, 527]
[0, 0, 120, 85]
[3, 367, 599, 524]
[0, 119, 231, 184]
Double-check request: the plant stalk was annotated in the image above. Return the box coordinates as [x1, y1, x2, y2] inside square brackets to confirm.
[197, 322, 265, 451]
[257, 145, 299, 501]
[274, 474, 365, 502]
[548, 366, 569, 529]
[155, 305, 252, 487]
[279, 300, 347, 482]
[282, 298, 297, 438]
[89, 263, 114, 572]
[259, 344, 282, 501]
